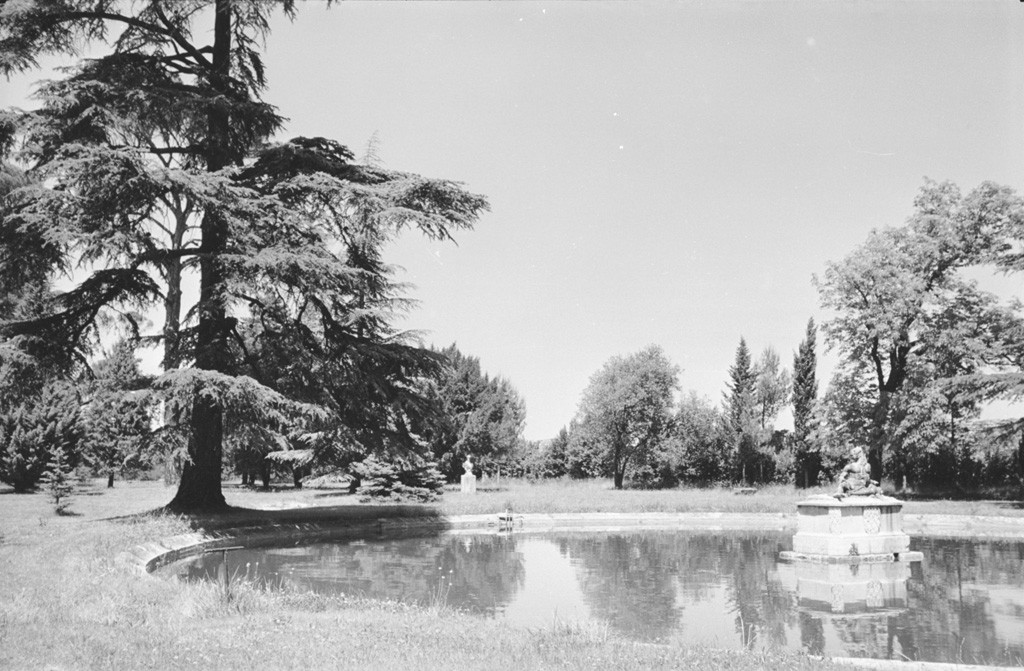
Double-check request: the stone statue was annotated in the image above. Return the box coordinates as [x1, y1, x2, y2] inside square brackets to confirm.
[460, 455, 476, 494]
[834, 446, 881, 498]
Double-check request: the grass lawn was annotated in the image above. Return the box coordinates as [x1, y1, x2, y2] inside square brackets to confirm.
[2, 477, 1019, 670]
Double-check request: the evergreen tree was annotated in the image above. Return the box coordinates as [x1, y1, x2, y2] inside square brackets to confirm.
[352, 454, 445, 503]
[426, 345, 526, 480]
[791, 318, 819, 487]
[0, 2, 488, 511]
[81, 338, 153, 487]
[0, 380, 83, 492]
[537, 426, 570, 478]
[724, 337, 758, 482]
[39, 444, 76, 514]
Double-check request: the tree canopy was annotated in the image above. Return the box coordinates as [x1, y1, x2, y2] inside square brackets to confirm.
[425, 344, 526, 480]
[0, 0, 489, 510]
[570, 345, 678, 489]
[817, 180, 1024, 482]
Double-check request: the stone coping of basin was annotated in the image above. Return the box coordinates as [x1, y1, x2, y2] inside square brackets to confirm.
[120, 510, 1024, 578]
[828, 656, 1024, 671]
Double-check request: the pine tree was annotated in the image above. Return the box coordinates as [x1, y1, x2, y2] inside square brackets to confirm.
[791, 318, 819, 487]
[39, 444, 76, 514]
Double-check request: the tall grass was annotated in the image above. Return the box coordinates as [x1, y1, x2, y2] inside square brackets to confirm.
[437, 479, 819, 516]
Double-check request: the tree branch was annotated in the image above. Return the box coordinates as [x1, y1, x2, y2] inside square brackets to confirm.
[60, 10, 174, 40]
[151, 3, 214, 71]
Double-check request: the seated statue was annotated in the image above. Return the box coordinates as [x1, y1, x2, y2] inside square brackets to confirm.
[834, 446, 881, 498]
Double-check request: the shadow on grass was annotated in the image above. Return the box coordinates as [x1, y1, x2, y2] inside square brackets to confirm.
[105, 502, 447, 534]
[311, 490, 353, 499]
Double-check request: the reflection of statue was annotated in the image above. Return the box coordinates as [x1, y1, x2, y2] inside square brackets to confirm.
[835, 447, 880, 498]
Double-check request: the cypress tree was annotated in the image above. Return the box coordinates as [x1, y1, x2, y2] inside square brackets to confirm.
[791, 318, 819, 487]
[724, 337, 758, 483]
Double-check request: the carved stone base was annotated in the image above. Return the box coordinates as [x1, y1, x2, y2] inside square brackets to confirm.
[790, 495, 913, 562]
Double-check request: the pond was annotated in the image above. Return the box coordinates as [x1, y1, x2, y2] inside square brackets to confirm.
[159, 529, 1024, 666]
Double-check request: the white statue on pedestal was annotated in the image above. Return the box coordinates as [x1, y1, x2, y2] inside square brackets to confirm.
[460, 455, 477, 494]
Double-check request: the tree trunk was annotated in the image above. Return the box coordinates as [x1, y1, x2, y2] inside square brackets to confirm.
[1015, 430, 1024, 483]
[162, 254, 183, 371]
[1016, 430, 1024, 481]
[613, 469, 624, 489]
[167, 0, 234, 513]
[107, 471, 114, 488]
[169, 395, 226, 511]
[867, 390, 891, 484]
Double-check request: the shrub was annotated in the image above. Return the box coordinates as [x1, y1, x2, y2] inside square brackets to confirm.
[0, 382, 83, 492]
[352, 455, 445, 502]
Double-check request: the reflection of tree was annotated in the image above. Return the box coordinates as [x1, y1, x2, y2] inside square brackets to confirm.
[799, 612, 825, 655]
[172, 533, 525, 615]
[562, 531, 796, 645]
[717, 535, 795, 648]
[894, 538, 1024, 665]
[563, 533, 681, 641]
[829, 614, 896, 660]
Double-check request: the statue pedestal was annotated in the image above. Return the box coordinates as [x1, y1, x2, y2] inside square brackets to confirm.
[780, 495, 922, 563]
[460, 472, 476, 494]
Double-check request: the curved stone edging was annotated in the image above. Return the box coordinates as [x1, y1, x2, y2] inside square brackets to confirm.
[829, 655, 1024, 671]
[124, 511, 1024, 577]
[119, 516, 450, 575]
[902, 513, 1024, 538]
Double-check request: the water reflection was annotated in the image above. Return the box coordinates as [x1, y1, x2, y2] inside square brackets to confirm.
[161, 531, 1024, 666]
[173, 533, 525, 614]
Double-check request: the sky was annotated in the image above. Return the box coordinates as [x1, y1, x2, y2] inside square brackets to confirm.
[4, 2, 1024, 440]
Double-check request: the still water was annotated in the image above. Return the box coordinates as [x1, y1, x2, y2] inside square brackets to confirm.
[160, 530, 1024, 666]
